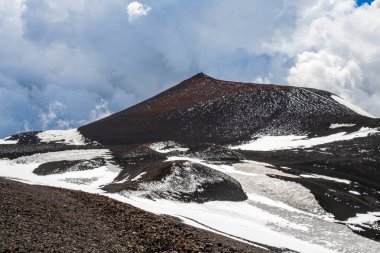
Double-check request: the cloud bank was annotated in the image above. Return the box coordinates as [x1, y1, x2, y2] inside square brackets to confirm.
[282, 0, 380, 117]
[0, 0, 379, 137]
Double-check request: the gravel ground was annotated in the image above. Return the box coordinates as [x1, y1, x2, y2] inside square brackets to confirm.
[0, 178, 277, 253]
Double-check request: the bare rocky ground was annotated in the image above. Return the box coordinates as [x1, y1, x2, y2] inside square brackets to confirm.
[0, 178, 280, 253]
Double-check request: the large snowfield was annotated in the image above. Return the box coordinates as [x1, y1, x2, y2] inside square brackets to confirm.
[1, 144, 380, 252]
[230, 127, 380, 151]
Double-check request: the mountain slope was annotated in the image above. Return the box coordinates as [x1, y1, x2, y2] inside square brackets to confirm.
[1, 73, 380, 253]
[79, 73, 379, 145]
[0, 178, 271, 253]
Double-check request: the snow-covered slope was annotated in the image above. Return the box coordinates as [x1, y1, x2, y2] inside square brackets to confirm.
[331, 95, 375, 118]
[231, 127, 379, 151]
[37, 129, 87, 145]
[1, 145, 380, 252]
[0, 137, 18, 144]
[3, 128, 90, 145]
[1, 73, 380, 252]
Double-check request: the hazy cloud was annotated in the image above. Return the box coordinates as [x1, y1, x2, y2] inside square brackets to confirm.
[89, 99, 111, 122]
[39, 101, 67, 129]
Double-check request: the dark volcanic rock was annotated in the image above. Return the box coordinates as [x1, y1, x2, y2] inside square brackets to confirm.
[104, 160, 248, 203]
[79, 73, 379, 146]
[269, 174, 379, 221]
[239, 135, 380, 217]
[348, 221, 380, 241]
[0, 143, 96, 160]
[0, 178, 273, 253]
[240, 134, 380, 191]
[33, 158, 106, 175]
[5, 131, 41, 144]
[186, 144, 245, 162]
[238, 134, 380, 241]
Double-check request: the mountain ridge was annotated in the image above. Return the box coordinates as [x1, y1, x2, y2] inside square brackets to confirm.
[79, 73, 378, 145]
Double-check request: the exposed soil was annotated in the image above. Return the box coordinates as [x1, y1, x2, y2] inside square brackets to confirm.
[0, 178, 278, 253]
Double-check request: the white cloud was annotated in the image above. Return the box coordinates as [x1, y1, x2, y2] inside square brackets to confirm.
[287, 50, 363, 96]
[127, 1, 151, 23]
[272, 0, 380, 116]
[1, 0, 380, 137]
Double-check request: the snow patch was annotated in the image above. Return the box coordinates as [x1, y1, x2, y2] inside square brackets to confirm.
[347, 225, 365, 232]
[0, 153, 119, 193]
[167, 156, 254, 176]
[131, 172, 146, 181]
[150, 141, 189, 153]
[331, 95, 375, 118]
[37, 129, 87, 145]
[248, 193, 308, 214]
[330, 123, 356, 129]
[231, 127, 379, 151]
[345, 212, 380, 228]
[13, 149, 112, 164]
[300, 174, 351, 184]
[0, 149, 119, 194]
[0, 137, 18, 144]
[349, 190, 361, 195]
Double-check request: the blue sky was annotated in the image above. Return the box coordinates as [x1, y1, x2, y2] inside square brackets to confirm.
[356, 0, 375, 6]
[0, 0, 380, 137]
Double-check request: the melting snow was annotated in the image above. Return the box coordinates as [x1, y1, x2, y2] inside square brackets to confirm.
[0, 149, 118, 193]
[231, 127, 379, 151]
[349, 190, 361, 195]
[300, 174, 351, 184]
[331, 95, 375, 118]
[0, 152, 380, 252]
[150, 141, 189, 153]
[37, 129, 87, 145]
[137, 157, 379, 253]
[166, 156, 254, 176]
[131, 172, 147, 181]
[13, 149, 112, 164]
[345, 212, 380, 228]
[247, 193, 308, 214]
[347, 225, 365, 232]
[0, 137, 18, 144]
[330, 123, 356, 129]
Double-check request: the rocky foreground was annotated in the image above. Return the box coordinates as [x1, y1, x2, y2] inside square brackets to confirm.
[0, 178, 279, 253]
